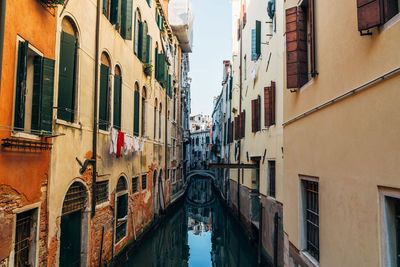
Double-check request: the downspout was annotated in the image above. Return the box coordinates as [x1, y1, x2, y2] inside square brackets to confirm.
[164, 76, 168, 211]
[92, 0, 101, 218]
[0, 0, 6, 92]
[237, 0, 243, 221]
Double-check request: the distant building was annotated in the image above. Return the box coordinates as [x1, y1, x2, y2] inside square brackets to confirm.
[190, 130, 211, 169]
[190, 113, 212, 132]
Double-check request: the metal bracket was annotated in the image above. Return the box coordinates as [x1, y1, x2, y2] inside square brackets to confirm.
[359, 30, 372, 36]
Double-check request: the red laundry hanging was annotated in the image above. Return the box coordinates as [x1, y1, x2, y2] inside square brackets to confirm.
[116, 131, 124, 158]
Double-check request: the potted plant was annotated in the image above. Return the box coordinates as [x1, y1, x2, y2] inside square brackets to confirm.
[143, 63, 153, 76]
[40, 0, 65, 8]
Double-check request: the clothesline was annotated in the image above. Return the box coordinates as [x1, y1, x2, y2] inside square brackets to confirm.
[109, 128, 147, 158]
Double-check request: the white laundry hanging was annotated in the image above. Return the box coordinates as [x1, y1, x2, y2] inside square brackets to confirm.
[110, 128, 118, 154]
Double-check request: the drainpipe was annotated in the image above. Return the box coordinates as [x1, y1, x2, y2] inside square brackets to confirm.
[91, 0, 101, 218]
[164, 77, 168, 211]
[237, 0, 243, 221]
[0, 0, 6, 92]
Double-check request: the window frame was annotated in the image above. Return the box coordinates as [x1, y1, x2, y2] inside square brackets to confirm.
[95, 180, 109, 207]
[267, 160, 276, 198]
[141, 174, 147, 190]
[379, 187, 400, 267]
[115, 176, 129, 244]
[132, 176, 139, 193]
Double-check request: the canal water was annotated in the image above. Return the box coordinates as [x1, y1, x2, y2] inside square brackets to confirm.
[122, 176, 260, 267]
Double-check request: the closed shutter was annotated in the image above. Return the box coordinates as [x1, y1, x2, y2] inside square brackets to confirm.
[39, 58, 55, 133]
[31, 57, 42, 132]
[157, 54, 165, 83]
[14, 41, 28, 130]
[251, 99, 257, 133]
[163, 61, 168, 88]
[99, 64, 109, 131]
[264, 86, 271, 126]
[113, 75, 122, 130]
[357, 0, 382, 31]
[286, 7, 307, 88]
[234, 116, 239, 140]
[58, 31, 77, 122]
[229, 77, 233, 99]
[110, 0, 119, 25]
[134, 11, 139, 55]
[133, 90, 140, 136]
[240, 111, 245, 138]
[251, 21, 261, 61]
[121, 0, 132, 40]
[146, 35, 152, 63]
[138, 22, 144, 61]
[270, 82, 276, 125]
[140, 23, 148, 62]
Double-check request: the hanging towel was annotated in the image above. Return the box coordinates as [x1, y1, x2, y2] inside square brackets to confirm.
[124, 134, 134, 155]
[110, 128, 118, 154]
[133, 137, 140, 152]
[116, 131, 124, 158]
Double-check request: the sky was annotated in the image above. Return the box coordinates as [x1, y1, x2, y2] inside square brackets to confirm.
[189, 0, 232, 116]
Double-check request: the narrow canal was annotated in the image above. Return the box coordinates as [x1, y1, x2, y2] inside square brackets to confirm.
[121, 176, 261, 267]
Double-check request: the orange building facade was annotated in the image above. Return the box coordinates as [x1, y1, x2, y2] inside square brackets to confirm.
[0, 0, 56, 266]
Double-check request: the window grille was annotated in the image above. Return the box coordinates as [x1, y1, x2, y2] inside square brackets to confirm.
[142, 174, 147, 190]
[117, 177, 127, 192]
[14, 210, 34, 267]
[132, 177, 138, 193]
[62, 182, 87, 215]
[303, 180, 319, 261]
[96, 180, 109, 205]
[115, 194, 128, 243]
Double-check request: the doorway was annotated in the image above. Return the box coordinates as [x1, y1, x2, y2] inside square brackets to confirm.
[59, 182, 88, 267]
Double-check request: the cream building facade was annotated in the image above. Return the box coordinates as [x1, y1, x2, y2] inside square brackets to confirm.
[283, 0, 400, 266]
[47, 0, 188, 265]
[228, 0, 285, 265]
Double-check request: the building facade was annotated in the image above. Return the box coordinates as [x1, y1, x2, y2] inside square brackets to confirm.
[283, 0, 400, 266]
[0, 0, 57, 266]
[227, 0, 285, 265]
[190, 130, 211, 169]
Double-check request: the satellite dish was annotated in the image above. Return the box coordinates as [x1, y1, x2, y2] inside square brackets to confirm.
[267, 0, 275, 20]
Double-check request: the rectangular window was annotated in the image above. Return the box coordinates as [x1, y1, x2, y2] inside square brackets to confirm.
[104, 0, 132, 40]
[132, 177, 138, 193]
[142, 174, 147, 190]
[301, 179, 319, 262]
[380, 189, 400, 266]
[133, 90, 140, 136]
[264, 82, 276, 127]
[357, 0, 400, 32]
[267, 161, 276, 198]
[96, 180, 109, 205]
[115, 193, 128, 243]
[15, 40, 55, 133]
[251, 96, 261, 132]
[14, 209, 37, 267]
[113, 75, 122, 130]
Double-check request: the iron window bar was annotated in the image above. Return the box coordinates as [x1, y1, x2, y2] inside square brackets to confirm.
[304, 180, 319, 261]
[62, 183, 87, 215]
[14, 210, 34, 267]
[2, 138, 52, 151]
[0, 125, 65, 138]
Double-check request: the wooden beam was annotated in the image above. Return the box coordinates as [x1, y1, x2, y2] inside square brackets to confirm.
[209, 163, 258, 169]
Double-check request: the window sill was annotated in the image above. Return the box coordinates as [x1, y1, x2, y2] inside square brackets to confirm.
[95, 201, 110, 210]
[300, 251, 319, 267]
[55, 119, 82, 130]
[380, 12, 400, 33]
[11, 132, 41, 141]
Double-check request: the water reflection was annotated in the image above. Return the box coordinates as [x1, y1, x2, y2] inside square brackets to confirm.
[123, 176, 259, 267]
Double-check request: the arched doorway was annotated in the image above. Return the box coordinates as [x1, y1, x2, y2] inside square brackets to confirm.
[59, 181, 88, 267]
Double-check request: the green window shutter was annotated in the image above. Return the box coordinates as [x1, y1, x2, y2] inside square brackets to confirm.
[134, 11, 139, 55]
[140, 24, 148, 63]
[39, 58, 55, 133]
[138, 22, 144, 61]
[110, 0, 119, 25]
[157, 53, 165, 83]
[163, 60, 168, 88]
[58, 31, 77, 122]
[146, 35, 152, 63]
[121, 0, 132, 40]
[113, 75, 122, 130]
[31, 56, 42, 132]
[146, 0, 151, 7]
[133, 90, 140, 136]
[155, 9, 159, 27]
[160, 16, 164, 31]
[154, 51, 158, 78]
[99, 64, 110, 131]
[256, 20, 261, 56]
[14, 41, 28, 130]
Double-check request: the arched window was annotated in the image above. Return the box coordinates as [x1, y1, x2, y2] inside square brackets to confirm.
[115, 176, 128, 243]
[141, 87, 147, 136]
[113, 65, 122, 130]
[99, 52, 111, 131]
[159, 102, 162, 140]
[58, 17, 79, 123]
[154, 98, 158, 139]
[133, 82, 140, 136]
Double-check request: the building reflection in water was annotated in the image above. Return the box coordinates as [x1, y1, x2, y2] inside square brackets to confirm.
[123, 176, 259, 267]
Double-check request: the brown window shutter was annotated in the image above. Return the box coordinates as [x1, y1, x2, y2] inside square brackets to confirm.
[240, 111, 246, 138]
[286, 7, 307, 89]
[257, 95, 261, 131]
[264, 87, 271, 126]
[357, 0, 382, 32]
[270, 82, 276, 125]
[234, 116, 239, 140]
[251, 99, 256, 133]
